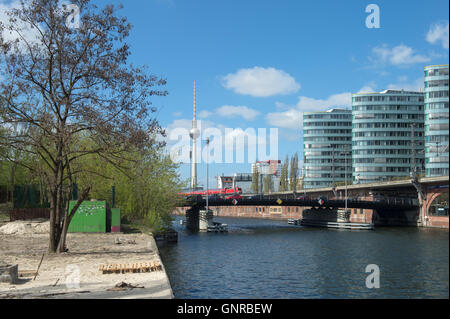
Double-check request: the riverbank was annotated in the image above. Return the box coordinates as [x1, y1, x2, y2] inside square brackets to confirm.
[0, 230, 173, 299]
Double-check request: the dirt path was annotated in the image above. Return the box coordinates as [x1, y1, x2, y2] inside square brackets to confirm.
[0, 232, 173, 299]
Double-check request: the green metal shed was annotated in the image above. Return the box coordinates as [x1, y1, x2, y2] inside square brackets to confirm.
[68, 200, 109, 233]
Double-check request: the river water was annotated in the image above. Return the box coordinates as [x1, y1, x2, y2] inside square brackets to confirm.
[158, 216, 449, 299]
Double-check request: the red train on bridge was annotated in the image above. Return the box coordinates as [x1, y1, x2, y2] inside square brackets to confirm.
[179, 187, 242, 199]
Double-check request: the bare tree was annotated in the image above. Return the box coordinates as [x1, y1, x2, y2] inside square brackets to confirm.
[0, 0, 167, 253]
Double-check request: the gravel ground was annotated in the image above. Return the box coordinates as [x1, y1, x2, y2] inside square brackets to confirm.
[0, 230, 173, 299]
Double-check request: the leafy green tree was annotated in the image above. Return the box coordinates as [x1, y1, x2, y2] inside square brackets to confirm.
[73, 142, 182, 232]
[264, 174, 273, 194]
[289, 152, 299, 192]
[251, 163, 260, 194]
[280, 155, 289, 192]
[0, 0, 167, 253]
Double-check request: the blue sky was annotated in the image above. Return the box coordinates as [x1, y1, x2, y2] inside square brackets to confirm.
[116, 0, 449, 188]
[3, 0, 448, 188]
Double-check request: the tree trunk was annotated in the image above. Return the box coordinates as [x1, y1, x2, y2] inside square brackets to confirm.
[57, 186, 91, 253]
[9, 163, 16, 206]
[49, 191, 58, 253]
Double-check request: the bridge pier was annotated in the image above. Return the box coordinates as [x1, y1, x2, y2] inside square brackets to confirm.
[185, 207, 213, 232]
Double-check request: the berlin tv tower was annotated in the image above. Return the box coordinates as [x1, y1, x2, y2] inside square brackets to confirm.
[190, 81, 200, 190]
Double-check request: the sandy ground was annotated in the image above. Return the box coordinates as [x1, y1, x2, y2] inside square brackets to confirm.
[0, 231, 174, 299]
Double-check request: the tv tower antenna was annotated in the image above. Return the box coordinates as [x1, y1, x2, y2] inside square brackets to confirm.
[190, 81, 200, 190]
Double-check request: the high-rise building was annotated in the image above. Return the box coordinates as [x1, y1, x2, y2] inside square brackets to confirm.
[303, 109, 352, 189]
[424, 64, 449, 177]
[352, 90, 425, 184]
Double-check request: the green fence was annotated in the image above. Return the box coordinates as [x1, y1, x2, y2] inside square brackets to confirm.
[111, 208, 121, 232]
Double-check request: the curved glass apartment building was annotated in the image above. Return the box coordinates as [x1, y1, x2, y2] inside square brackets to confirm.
[303, 109, 352, 189]
[352, 90, 425, 184]
[424, 64, 449, 177]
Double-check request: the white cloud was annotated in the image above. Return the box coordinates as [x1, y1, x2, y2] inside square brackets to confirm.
[371, 44, 431, 66]
[387, 77, 424, 92]
[358, 85, 376, 93]
[172, 111, 182, 117]
[0, 0, 41, 46]
[266, 108, 303, 130]
[357, 81, 377, 93]
[198, 110, 213, 119]
[274, 101, 291, 111]
[166, 118, 194, 133]
[164, 117, 275, 164]
[426, 21, 449, 50]
[216, 105, 261, 121]
[353, 78, 424, 94]
[221, 67, 301, 97]
[266, 88, 369, 130]
[296, 92, 351, 112]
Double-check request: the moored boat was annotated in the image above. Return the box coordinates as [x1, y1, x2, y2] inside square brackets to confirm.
[300, 208, 374, 230]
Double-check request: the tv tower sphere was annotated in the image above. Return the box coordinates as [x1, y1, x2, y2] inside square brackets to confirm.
[190, 128, 200, 140]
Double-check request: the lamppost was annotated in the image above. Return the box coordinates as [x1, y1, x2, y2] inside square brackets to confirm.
[435, 141, 441, 158]
[302, 167, 307, 196]
[329, 145, 338, 198]
[340, 150, 351, 212]
[206, 137, 210, 213]
[410, 123, 417, 180]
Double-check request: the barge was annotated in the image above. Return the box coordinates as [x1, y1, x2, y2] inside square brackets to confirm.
[288, 219, 301, 225]
[207, 222, 228, 233]
[300, 208, 374, 230]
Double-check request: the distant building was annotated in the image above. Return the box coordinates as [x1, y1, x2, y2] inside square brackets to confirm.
[352, 90, 425, 184]
[233, 173, 253, 194]
[424, 64, 449, 177]
[215, 173, 254, 194]
[303, 109, 352, 189]
[252, 160, 282, 193]
[216, 175, 234, 189]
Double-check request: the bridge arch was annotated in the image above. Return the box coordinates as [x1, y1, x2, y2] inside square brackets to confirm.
[423, 188, 449, 226]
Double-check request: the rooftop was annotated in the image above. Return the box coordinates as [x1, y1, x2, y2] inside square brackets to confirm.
[353, 89, 424, 96]
[303, 108, 351, 114]
[424, 64, 449, 69]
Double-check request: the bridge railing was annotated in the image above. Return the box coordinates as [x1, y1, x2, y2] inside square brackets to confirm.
[181, 197, 418, 210]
